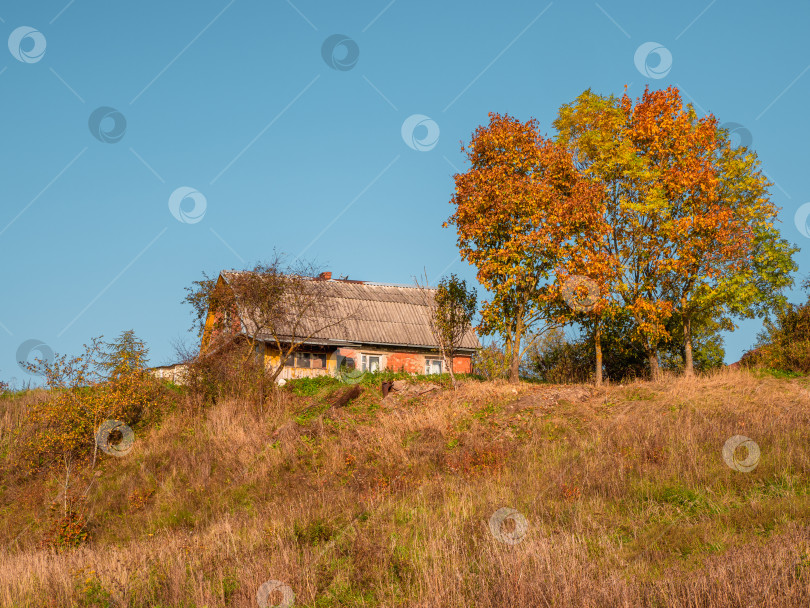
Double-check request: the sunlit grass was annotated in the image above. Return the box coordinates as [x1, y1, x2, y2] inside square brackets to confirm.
[1, 369, 809, 606]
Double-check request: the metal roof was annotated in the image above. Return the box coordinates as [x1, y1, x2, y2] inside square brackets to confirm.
[220, 272, 480, 351]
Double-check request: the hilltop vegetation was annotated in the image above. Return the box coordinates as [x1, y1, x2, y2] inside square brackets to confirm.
[447, 87, 798, 386]
[1, 369, 809, 607]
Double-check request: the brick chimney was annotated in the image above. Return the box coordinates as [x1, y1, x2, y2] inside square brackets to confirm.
[318, 271, 332, 280]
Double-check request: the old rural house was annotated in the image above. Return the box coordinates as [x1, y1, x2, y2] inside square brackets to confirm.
[202, 271, 480, 382]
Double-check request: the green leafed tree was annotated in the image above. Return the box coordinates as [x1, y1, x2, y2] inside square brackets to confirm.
[99, 329, 150, 379]
[423, 274, 477, 389]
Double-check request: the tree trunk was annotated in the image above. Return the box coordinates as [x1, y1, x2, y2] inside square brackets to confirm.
[446, 354, 457, 389]
[62, 456, 72, 517]
[509, 320, 523, 384]
[439, 338, 457, 390]
[509, 350, 521, 383]
[648, 351, 660, 381]
[683, 316, 694, 377]
[594, 322, 603, 386]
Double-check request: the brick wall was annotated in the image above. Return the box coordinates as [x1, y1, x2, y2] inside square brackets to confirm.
[336, 347, 471, 375]
[385, 351, 425, 374]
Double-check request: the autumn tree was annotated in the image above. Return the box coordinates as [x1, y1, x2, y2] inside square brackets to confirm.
[556, 86, 797, 378]
[665, 125, 796, 375]
[524, 310, 726, 383]
[554, 273, 614, 385]
[22, 332, 165, 522]
[185, 253, 360, 387]
[622, 87, 796, 376]
[448, 113, 603, 383]
[555, 89, 680, 380]
[748, 282, 810, 373]
[659, 311, 726, 374]
[419, 273, 477, 389]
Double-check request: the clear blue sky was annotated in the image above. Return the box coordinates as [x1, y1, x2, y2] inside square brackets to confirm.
[1, 0, 808, 384]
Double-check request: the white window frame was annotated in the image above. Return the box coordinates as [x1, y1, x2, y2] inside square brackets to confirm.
[425, 358, 443, 375]
[361, 354, 382, 372]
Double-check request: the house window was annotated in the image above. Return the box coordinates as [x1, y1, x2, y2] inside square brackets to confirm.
[308, 353, 326, 369]
[361, 354, 381, 372]
[425, 358, 443, 375]
[285, 352, 327, 369]
[338, 356, 356, 371]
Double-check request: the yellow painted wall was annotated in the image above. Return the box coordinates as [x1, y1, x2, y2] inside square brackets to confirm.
[263, 346, 338, 372]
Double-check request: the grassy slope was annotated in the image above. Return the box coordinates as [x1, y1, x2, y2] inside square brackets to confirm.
[1, 370, 810, 607]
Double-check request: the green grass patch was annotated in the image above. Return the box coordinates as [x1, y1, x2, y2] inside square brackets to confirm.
[652, 484, 717, 516]
[754, 367, 806, 379]
[286, 375, 342, 396]
[154, 506, 197, 531]
[295, 400, 332, 424]
[472, 403, 501, 420]
[284, 371, 486, 397]
[624, 387, 658, 401]
[294, 517, 337, 545]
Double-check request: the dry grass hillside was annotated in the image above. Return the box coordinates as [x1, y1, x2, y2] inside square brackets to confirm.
[1, 369, 809, 607]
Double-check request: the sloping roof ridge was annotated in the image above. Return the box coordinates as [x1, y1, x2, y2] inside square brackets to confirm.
[219, 270, 434, 291]
[359, 281, 432, 290]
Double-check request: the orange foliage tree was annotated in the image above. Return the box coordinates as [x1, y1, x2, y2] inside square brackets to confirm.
[556, 86, 797, 378]
[556, 89, 682, 379]
[447, 113, 604, 382]
[654, 106, 796, 376]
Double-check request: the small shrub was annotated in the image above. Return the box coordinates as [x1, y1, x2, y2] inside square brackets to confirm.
[184, 337, 272, 405]
[74, 571, 114, 608]
[472, 341, 509, 380]
[294, 517, 336, 545]
[41, 503, 89, 550]
[747, 288, 810, 374]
